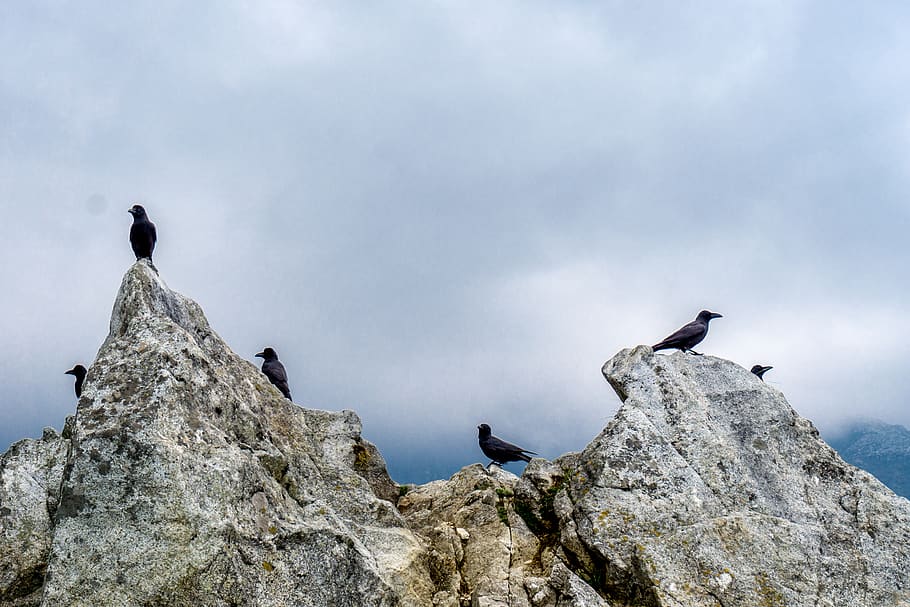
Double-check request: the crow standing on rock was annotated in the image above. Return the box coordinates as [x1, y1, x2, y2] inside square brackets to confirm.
[255, 347, 292, 400]
[751, 365, 773, 380]
[652, 310, 723, 355]
[128, 204, 157, 263]
[64, 364, 87, 397]
[477, 423, 536, 468]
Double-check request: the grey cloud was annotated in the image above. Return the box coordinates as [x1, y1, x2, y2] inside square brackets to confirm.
[1, 2, 908, 482]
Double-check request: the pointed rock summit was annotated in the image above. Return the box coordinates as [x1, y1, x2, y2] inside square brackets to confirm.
[2, 262, 432, 606]
[579, 346, 910, 606]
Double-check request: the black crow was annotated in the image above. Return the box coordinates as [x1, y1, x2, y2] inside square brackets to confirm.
[65, 364, 87, 398]
[128, 204, 157, 262]
[477, 423, 536, 467]
[652, 310, 723, 355]
[751, 365, 773, 380]
[255, 347, 292, 400]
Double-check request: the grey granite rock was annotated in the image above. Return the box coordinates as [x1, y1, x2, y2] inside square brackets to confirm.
[0, 428, 69, 607]
[5, 262, 910, 607]
[566, 345, 910, 606]
[39, 261, 434, 606]
[400, 463, 607, 607]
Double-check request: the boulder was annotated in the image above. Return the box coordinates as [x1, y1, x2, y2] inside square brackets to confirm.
[559, 345, 910, 606]
[39, 261, 434, 606]
[0, 426, 69, 607]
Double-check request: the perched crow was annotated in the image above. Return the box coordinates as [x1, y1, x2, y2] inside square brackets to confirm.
[751, 365, 773, 380]
[477, 423, 536, 467]
[652, 310, 723, 355]
[255, 347, 292, 400]
[64, 364, 87, 398]
[128, 204, 157, 262]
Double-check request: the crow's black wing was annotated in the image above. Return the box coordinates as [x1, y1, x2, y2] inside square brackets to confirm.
[653, 319, 705, 350]
[263, 360, 291, 399]
[263, 360, 288, 384]
[487, 435, 536, 456]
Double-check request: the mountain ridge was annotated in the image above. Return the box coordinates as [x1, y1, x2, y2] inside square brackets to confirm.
[2, 261, 909, 606]
[828, 419, 910, 499]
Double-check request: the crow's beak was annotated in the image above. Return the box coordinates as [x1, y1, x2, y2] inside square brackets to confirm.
[255, 352, 264, 358]
[710, 313, 723, 319]
[64, 370, 73, 375]
[763, 366, 773, 372]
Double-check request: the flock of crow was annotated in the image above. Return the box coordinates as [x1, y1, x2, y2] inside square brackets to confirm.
[62, 206, 774, 470]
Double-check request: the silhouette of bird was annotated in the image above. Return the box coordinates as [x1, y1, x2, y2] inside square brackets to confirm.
[128, 204, 157, 262]
[477, 423, 536, 467]
[255, 347, 292, 400]
[652, 310, 723, 355]
[65, 364, 87, 398]
[751, 365, 773, 380]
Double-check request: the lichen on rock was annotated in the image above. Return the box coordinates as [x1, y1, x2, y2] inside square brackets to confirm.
[399, 462, 606, 607]
[3, 263, 910, 607]
[566, 345, 910, 606]
[22, 262, 434, 606]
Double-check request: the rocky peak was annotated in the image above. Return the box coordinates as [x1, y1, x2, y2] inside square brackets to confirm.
[2, 266, 910, 607]
[2, 262, 432, 606]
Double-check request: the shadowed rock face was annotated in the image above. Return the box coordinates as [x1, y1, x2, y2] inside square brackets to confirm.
[3, 265, 910, 607]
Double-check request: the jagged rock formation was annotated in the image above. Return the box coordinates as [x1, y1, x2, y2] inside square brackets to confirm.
[1, 261, 434, 607]
[393, 347, 910, 606]
[3, 262, 910, 606]
[579, 347, 910, 606]
[399, 462, 607, 607]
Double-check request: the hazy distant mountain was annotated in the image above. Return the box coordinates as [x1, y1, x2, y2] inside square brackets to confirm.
[827, 420, 910, 499]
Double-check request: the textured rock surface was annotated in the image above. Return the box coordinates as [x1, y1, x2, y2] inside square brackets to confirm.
[4, 263, 910, 607]
[400, 347, 910, 607]
[399, 463, 607, 607]
[34, 261, 434, 606]
[828, 420, 910, 499]
[400, 464, 532, 606]
[0, 427, 69, 607]
[568, 346, 910, 606]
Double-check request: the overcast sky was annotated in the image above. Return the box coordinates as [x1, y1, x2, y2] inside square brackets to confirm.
[1, 2, 908, 483]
